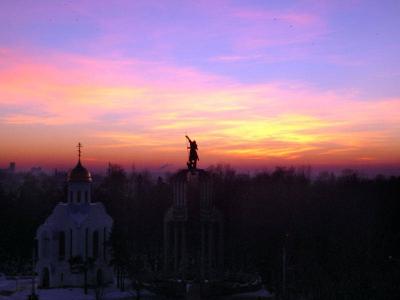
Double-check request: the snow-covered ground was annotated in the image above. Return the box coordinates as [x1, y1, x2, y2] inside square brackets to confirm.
[0, 278, 159, 300]
[0, 277, 274, 299]
[0, 277, 34, 299]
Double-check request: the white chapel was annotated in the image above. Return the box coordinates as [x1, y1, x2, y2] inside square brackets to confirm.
[36, 145, 113, 288]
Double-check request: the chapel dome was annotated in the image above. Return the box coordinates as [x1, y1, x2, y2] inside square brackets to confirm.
[68, 160, 92, 183]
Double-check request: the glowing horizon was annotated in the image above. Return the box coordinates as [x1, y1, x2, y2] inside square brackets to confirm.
[0, 1, 399, 172]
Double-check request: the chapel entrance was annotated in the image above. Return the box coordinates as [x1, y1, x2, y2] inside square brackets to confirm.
[96, 269, 103, 286]
[41, 267, 50, 288]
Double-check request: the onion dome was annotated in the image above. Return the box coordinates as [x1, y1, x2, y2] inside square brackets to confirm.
[68, 160, 92, 183]
[68, 142, 92, 183]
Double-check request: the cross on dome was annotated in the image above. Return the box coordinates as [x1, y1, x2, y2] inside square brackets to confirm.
[68, 143, 92, 183]
[77, 142, 82, 161]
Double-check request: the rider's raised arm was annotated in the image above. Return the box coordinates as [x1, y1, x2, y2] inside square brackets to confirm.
[185, 135, 192, 143]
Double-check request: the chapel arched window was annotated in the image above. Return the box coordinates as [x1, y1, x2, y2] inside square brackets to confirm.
[93, 230, 99, 259]
[59, 231, 65, 260]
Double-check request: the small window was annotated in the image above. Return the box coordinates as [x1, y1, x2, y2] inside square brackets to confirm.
[103, 227, 107, 260]
[42, 232, 49, 258]
[69, 229, 73, 258]
[59, 231, 65, 260]
[34, 239, 38, 260]
[70, 191, 73, 202]
[85, 228, 88, 258]
[77, 191, 81, 203]
[93, 231, 99, 259]
[85, 191, 88, 202]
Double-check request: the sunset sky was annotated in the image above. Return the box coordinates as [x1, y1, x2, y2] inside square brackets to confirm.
[0, 0, 399, 172]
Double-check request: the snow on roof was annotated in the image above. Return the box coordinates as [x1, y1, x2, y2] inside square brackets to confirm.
[36, 202, 112, 237]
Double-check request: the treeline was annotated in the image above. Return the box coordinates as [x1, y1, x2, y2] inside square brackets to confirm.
[0, 165, 399, 299]
[210, 166, 399, 299]
[0, 172, 62, 273]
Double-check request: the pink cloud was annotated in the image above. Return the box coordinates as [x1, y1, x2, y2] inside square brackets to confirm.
[0, 48, 399, 168]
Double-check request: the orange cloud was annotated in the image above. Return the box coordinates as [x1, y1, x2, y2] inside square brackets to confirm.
[0, 48, 399, 169]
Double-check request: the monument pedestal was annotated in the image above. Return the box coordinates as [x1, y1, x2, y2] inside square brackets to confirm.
[163, 169, 224, 280]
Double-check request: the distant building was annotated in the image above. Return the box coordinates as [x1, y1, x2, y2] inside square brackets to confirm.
[0, 162, 15, 174]
[163, 169, 224, 279]
[30, 166, 43, 175]
[35, 154, 113, 288]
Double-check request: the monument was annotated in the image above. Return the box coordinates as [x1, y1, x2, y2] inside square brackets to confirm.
[147, 137, 265, 298]
[163, 136, 224, 280]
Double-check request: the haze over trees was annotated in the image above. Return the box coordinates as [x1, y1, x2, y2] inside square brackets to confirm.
[0, 165, 398, 299]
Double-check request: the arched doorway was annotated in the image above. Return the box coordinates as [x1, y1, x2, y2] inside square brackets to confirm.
[42, 267, 50, 288]
[96, 269, 103, 286]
